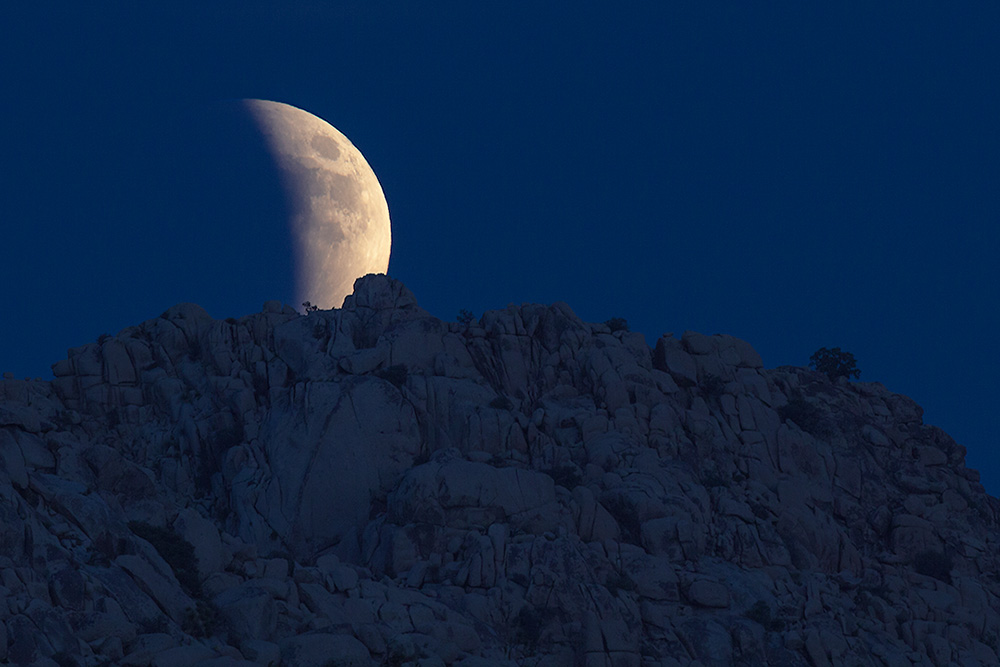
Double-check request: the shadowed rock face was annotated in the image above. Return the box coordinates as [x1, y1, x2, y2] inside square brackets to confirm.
[2, 274, 999, 666]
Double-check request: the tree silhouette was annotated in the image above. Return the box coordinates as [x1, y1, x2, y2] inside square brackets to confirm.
[809, 347, 861, 381]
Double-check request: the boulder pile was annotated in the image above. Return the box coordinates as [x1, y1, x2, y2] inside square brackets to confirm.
[1, 274, 998, 666]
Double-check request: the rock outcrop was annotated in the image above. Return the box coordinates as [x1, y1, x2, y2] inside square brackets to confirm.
[1, 274, 999, 666]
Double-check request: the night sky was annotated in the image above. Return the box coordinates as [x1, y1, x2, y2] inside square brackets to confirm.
[3, 4, 998, 495]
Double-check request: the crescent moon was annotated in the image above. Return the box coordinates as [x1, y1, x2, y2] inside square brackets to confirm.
[243, 99, 391, 309]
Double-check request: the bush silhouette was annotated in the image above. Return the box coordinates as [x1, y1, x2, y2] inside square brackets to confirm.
[809, 347, 860, 381]
[376, 364, 408, 389]
[490, 395, 514, 410]
[183, 600, 220, 637]
[745, 600, 785, 631]
[129, 521, 202, 597]
[700, 373, 726, 401]
[777, 396, 831, 436]
[542, 465, 583, 490]
[912, 549, 953, 584]
[457, 309, 475, 326]
[605, 317, 629, 333]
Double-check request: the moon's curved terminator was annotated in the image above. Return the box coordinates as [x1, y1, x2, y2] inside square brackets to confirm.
[244, 99, 392, 309]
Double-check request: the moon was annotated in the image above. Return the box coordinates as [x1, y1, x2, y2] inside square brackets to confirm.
[243, 99, 391, 309]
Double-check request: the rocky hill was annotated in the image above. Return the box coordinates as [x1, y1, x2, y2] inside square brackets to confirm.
[1, 275, 999, 666]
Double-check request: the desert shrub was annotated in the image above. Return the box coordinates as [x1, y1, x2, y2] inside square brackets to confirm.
[376, 364, 408, 389]
[606, 571, 637, 596]
[383, 635, 425, 666]
[185, 337, 203, 361]
[512, 606, 557, 652]
[351, 326, 378, 349]
[777, 524, 812, 571]
[183, 600, 220, 638]
[605, 317, 629, 333]
[50, 652, 78, 667]
[302, 301, 319, 313]
[777, 396, 830, 436]
[700, 373, 726, 400]
[128, 521, 202, 597]
[368, 493, 388, 520]
[745, 600, 785, 631]
[700, 471, 727, 488]
[602, 495, 641, 545]
[252, 372, 270, 400]
[542, 465, 582, 490]
[912, 549, 953, 584]
[457, 308, 475, 326]
[514, 607, 542, 647]
[509, 572, 529, 588]
[809, 347, 861, 381]
[749, 501, 770, 519]
[139, 616, 169, 634]
[405, 522, 438, 555]
[489, 395, 514, 410]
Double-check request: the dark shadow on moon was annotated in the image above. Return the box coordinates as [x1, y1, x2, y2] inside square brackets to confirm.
[158, 101, 297, 315]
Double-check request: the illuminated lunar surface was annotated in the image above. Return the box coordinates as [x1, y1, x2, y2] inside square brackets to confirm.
[244, 99, 391, 309]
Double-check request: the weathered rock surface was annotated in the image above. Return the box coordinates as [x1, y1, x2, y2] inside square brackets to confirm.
[1, 273, 999, 665]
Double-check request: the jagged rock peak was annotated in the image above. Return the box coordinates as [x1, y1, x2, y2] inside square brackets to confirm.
[1, 275, 999, 666]
[342, 272, 422, 312]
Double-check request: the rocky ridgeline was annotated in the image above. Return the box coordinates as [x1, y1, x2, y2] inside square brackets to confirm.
[1, 275, 999, 667]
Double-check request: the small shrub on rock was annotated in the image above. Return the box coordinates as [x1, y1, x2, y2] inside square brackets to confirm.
[128, 521, 202, 597]
[50, 652, 78, 667]
[602, 495, 641, 545]
[605, 317, 629, 333]
[312, 320, 329, 341]
[749, 501, 770, 519]
[745, 600, 785, 631]
[912, 549, 953, 584]
[809, 347, 861, 381]
[700, 373, 726, 400]
[513, 606, 556, 653]
[457, 309, 475, 326]
[542, 465, 582, 490]
[606, 570, 637, 597]
[777, 396, 831, 436]
[183, 600, 220, 638]
[700, 470, 727, 488]
[385, 634, 425, 665]
[489, 395, 514, 410]
[376, 364, 408, 389]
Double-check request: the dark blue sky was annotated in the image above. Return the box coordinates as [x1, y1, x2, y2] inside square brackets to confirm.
[3, 4, 998, 494]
